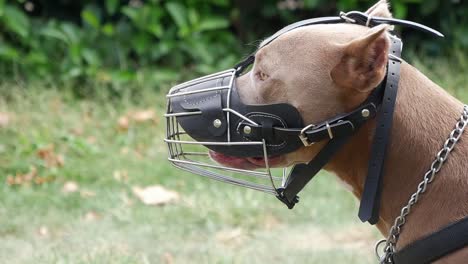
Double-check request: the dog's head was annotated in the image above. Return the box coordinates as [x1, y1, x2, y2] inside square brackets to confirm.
[209, 1, 393, 170]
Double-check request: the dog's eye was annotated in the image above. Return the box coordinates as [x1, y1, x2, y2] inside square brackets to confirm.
[255, 71, 269, 81]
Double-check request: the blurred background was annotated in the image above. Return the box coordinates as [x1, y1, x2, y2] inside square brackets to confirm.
[0, 0, 466, 263]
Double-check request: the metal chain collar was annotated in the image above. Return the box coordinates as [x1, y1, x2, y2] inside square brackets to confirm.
[375, 105, 468, 263]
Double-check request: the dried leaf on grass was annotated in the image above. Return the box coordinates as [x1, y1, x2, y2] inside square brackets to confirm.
[37, 144, 65, 168]
[86, 136, 97, 144]
[215, 228, 245, 246]
[132, 185, 179, 206]
[0, 112, 11, 128]
[83, 211, 100, 222]
[6, 166, 55, 186]
[162, 252, 174, 264]
[117, 109, 158, 131]
[120, 147, 130, 155]
[62, 181, 79, 193]
[130, 110, 157, 123]
[117, 116, 130, 131]
[70, 126, 84, 136]
[6, 145, 64, 187]
[262, 214, 282, 230]
[38, 226, 49, 237]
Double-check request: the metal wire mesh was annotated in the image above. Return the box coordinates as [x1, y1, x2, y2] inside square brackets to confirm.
[164, 69, 288, 195]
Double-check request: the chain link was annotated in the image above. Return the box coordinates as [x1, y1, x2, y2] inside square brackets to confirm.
[376, 105, 468, 263]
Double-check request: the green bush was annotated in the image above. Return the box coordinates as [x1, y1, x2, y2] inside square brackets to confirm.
[0, 0, 240, 94]
[0, 0, 466, 96]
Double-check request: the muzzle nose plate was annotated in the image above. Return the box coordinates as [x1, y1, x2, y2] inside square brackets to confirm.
[167, 69, 304, 158]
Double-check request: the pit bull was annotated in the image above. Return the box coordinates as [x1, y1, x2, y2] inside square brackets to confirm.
[208, 1, 468, 263]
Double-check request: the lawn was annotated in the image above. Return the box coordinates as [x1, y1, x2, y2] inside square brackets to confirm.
[0, 52, 466, 264]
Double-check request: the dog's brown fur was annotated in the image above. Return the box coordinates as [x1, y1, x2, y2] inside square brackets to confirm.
[235, 1, 468, 262]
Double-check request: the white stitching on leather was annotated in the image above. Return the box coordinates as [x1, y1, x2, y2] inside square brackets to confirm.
[241, 113, 287, 148]
[183, 90, 220, 106]
[247, 113, 287, 128]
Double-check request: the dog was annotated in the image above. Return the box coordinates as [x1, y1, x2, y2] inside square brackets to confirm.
[208, 1, 468, 262]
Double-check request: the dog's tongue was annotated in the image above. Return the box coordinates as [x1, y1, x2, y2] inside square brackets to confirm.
[209, 151, 259, 170]
[209, 151, 282, 170]
[246, 157, 267, 166]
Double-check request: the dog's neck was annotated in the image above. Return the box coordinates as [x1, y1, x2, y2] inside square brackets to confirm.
[326, 62, 467, 247]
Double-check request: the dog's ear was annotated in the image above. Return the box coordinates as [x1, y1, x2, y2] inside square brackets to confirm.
[331, 24, 390, 93]
[365, 0, 392, 18]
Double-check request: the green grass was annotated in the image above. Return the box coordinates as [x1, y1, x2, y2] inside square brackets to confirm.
[0, 52, 467, 264]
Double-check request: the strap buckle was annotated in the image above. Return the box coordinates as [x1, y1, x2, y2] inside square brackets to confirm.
[299, 122, 335, 146]
[299, 124, 316, 146]
[276, 188, 299, 209]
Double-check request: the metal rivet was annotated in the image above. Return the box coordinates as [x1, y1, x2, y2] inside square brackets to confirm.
[361, 109, 370, 118]
[243, 126, 252, 134]
[213, 119, 222, 128]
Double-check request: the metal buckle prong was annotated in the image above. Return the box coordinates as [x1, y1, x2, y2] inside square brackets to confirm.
[388, 54, 402, 62]
[326, 122, 334, 139]
[299, 124, 316, 147]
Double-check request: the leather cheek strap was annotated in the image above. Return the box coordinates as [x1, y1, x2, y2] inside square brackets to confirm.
[276, 101, 379, 208]
[239, 102, 378, 149]
[236, 94, 380, 210]
[358, 35, 403, 224]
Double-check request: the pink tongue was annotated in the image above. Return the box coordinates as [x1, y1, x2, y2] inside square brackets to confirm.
[209, 151, 259, 170]
[209, 150, 283, 169]
[246, 157, 266, 166]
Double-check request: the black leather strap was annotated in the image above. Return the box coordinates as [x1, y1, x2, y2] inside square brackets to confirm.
[239, 102, 377, 148]
[392, 216, 468, 264]
[234, 11, 443, 75]
[358, 36, 402, 224]
[278, 134, 352, 207]
[240, 120, 353, 147]
[258, 12, 443, 50]
[234, 54, 255, 76]
[345, 11, 444, 37]
[275, 93, 382, 208]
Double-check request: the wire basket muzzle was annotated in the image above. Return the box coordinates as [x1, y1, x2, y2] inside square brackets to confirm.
[164, 69, 304, 194]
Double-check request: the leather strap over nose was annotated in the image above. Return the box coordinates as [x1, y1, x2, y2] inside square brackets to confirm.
[170, 77, 304, 158]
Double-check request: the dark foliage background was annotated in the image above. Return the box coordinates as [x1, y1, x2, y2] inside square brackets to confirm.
[0, 0, 466, 96]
